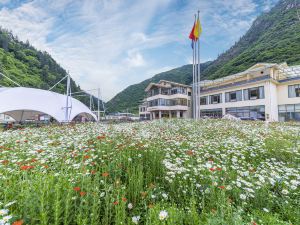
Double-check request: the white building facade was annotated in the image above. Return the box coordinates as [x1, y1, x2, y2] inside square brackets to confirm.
[143, 80, 192, 119]
[140, 63, 300, 122]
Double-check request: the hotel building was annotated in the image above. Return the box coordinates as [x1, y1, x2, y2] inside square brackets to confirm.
[139, 63, 300, 122]
[144, 80, 192, 119]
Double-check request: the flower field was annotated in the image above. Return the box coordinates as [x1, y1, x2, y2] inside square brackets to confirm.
[0, 120, 300, 225]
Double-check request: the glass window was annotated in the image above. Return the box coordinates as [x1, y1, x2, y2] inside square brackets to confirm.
[225, 90, 243, 102]
[226, 106, 265, 120]
[288, 84, 300, 98]
[200, 108, 223, 118]
[243, 86, 264, 100]
[278, 104, 300, 122]
[209, 94, 222, 104]
[200, 96, 207, 105]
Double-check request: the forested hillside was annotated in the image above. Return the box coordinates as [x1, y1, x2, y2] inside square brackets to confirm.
[107, 0, 300, 113]
[0, 28, 102, 108]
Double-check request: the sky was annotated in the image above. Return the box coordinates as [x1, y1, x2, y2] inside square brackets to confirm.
[0, 0, 279, 100]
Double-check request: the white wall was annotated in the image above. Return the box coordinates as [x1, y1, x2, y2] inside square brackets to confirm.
[199, 81, 268, 115]
[277, 81, 300, 105]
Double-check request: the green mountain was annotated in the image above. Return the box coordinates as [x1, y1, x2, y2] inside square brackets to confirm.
[0, 28, 102, 109]
[107, 0, 300, 113]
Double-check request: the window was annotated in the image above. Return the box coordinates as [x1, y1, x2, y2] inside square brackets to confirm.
[200, 96, 208, 105]
[226, 106, 265, 120]
[200, 108, 223, 118]
[288, 84, 300, 98]
[161, 88, 169, 95]
[278, 104, 300, 122]
[243, 86, 264, 100]
[209, 94, 222, 104]
[225, 90, 242, 102]
[188, 92, 192, 96]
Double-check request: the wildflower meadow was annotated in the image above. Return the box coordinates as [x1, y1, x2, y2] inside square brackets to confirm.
[0, 120, 299, 225]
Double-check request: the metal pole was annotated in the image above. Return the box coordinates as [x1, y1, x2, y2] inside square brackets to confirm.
[192, 40, 196, 119]
[0, 72, 21, 87]
[192, 14, 197, 119]
[97, 88, 100, 122]
[197, 10, 201, 119]
[65, 72, 70, 122]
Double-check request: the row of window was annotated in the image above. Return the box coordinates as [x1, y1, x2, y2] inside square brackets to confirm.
[200, 105, 266, 120]
[200, 86, 265, 105]
[148, 87, 189, 97]
[148, 98, 189, 107]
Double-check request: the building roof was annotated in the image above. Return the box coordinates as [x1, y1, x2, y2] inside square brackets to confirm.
[145, 80, 191, 92]
[0, 87, 97, 122]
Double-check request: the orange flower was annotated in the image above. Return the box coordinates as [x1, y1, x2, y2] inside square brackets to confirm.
[73, 187, 81, 191]
[83, 155, 90, 159]
[36, 149, 44, 153]
[216, 167, 222, 171]
[20, 165, 34, 171]
[91, 170, 97, 175]
[12, 220, 24, 225]
[186, 150, 195, 156]
[97, 135, 106, 140]
[113, 201, 119, 205]
[80, 191, 86, 197]
[1, 160, 9, 165]
[102, 172, 109, 177]
[218, 186, 225, 189]
[122, 197, 127, 202]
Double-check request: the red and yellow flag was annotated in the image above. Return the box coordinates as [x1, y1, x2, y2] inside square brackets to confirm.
[189, 17, 202, 41]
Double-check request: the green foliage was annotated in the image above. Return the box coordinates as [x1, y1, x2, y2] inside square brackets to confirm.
[107, 0, 300, 113]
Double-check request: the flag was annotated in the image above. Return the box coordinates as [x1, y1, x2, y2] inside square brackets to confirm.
[189, 22, 196, 41]
[194, 17, 202, 40]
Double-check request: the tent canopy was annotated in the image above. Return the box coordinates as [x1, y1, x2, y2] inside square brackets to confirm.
[0, 87, 97, 122]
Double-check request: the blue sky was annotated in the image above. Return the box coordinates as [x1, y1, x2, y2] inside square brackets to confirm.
[0, 0, 279, 100]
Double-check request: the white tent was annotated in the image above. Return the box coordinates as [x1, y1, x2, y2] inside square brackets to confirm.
[0, 87, 97, 122]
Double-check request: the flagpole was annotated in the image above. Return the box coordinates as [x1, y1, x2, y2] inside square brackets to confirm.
[195, 37, 199, 120]
[197, 10, 201, 119]
[192, 15, 196, 119]
[192, 40, 195, 119]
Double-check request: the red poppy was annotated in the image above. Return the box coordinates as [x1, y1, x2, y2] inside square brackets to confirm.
[216, 167, 222, 171]
[113, 201, 119, 205]
[97, 135, 106, 140]
[122, 197, 127, 202]
[36, 149, 44, 153]
[20, 165, 34, 171]
[209, 168, 215, 172]
[102, 172, 109, 177]
[12, 220, 24, 225]
[83, 155, 90, 159]
[73, 187, 81, 191]
[91, 170, 97, 174]
[218, 186, 225, 189]
[80, 191, 86, 197]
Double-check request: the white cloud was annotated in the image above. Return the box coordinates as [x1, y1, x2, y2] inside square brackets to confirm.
[0, 0, 279, 101]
